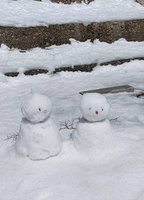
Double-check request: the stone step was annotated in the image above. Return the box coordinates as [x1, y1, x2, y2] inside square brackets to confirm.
[0, 19, 144, 50]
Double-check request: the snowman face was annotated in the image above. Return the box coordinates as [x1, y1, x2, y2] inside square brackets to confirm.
[80, 93, 110, 122]
[21, 93, 52, 123]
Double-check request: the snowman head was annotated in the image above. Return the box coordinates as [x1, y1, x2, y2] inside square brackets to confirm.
[80, 93, 110, 122]
[21, 93, 52, 123]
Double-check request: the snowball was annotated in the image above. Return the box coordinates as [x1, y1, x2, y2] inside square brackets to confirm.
[21, 93, 52, 123]
[80, 93, 110, 122]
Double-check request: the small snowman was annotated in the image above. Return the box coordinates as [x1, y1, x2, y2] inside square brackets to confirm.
[16, 93, 62, 160]
[73, 93, 118, 155]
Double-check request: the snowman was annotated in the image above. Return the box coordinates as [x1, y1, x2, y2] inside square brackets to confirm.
[73, 93, 119, 156]
[16, 93, 62, 160]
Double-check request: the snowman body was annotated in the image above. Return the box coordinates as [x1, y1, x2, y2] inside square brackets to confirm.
[73, 93, 117, 153]
[16, 93, 62, 160]
[73, 118, 115, 151]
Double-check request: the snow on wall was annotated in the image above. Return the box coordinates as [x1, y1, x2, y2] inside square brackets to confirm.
[0, 39, 144, 73]
[0, 0, 144, 27]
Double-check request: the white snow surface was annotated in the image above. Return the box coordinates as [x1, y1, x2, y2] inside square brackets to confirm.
[0, 39, 144, 73]
[0, 0, 144, 27]
[0, 60, 144, 200]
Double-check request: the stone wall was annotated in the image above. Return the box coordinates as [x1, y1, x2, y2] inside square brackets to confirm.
[0, 19, 144, 50]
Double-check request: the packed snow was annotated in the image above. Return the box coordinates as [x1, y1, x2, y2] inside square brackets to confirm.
[16, 93, 62, 160]
[0, 39, 144, 73]
[0, 0, 144, 27]
[0, 60, 144, 200]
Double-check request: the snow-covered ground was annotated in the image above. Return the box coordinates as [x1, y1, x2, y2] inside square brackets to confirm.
[0, 39, 144, 73]
[0, 60, 144, 200]
[0, 0, 144, 27]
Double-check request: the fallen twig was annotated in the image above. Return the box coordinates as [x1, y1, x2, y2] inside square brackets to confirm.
[59, 118, 79, 130]
[4, 133, 18, 141]
[110, 116, 120, 121]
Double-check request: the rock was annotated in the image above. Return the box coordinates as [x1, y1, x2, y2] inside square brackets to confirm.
[5, 69, 49, 77]
[135, 0, 144, 6]
[100, 57, 144, 66]
[53, 63, 97, 73]
[51, 0, 93, 4]
[79, 85, 135, 95]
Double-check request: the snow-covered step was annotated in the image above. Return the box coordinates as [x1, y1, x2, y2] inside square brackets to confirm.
[0, 39, 144, 75]
[0, 19, 144, 50]
[0, 0, 144, 49]
[0, 0, 144, 27]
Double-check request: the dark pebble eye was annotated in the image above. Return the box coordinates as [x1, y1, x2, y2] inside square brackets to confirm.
[39, 108, 41, 111]
[102, 108, 104, 111]
[89, 108, 91, 110]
